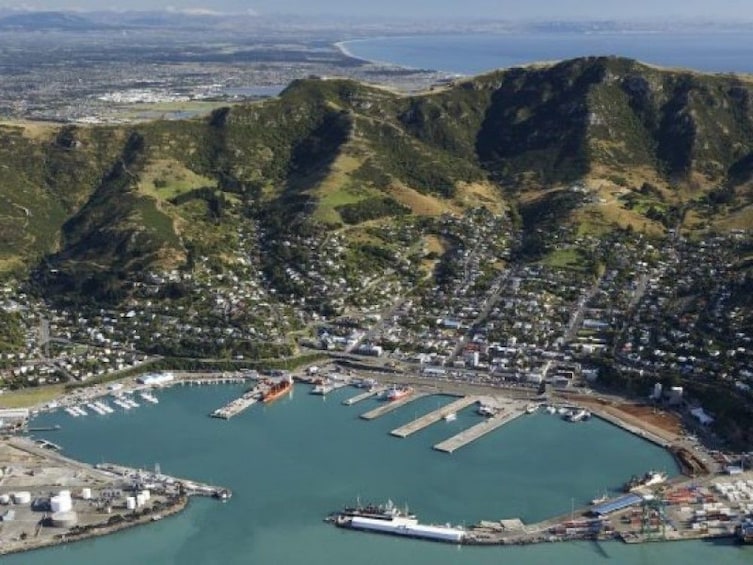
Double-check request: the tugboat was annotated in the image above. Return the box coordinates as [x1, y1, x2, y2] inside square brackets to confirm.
[385, 386, 412, 401]
[737, 519, 753, 544]
[213, 489, 232, 502]
[623, 470, 668, 492]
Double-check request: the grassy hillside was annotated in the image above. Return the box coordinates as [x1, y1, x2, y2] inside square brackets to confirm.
[1, 57, 753, 299]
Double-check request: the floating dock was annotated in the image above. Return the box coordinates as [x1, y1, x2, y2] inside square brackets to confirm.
[210, 387, 262, 419]
[390, 396, 480, 438]
[360, 393, 429, 420]
[343, 387, 386, 406]
[433, 406, 526, 453]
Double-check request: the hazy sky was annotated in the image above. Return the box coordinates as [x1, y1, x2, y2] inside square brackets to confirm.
[1, 0, 752, 20]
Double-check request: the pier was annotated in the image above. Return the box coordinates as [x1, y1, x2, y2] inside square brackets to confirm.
[359, 393, 429, 420]
[343, 387, 386, 406]
[433, 405, 526, 453]
[210, 386, 263, 419]
[390, 396, 480, 438]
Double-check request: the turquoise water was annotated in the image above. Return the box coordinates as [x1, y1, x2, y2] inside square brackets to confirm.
[342, 32, 753, 75]
[10, 385, 752, 564]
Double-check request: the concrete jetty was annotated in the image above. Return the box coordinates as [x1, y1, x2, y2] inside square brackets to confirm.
[390, 395, 480, 438]
[589, 408, 672, 448]
[360, 392, 429, 420]
[210, 386, 262, 419]
[343, 387, 386, 406]
[433, 405, 526, 453]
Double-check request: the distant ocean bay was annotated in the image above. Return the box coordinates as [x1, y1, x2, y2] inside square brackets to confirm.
[340, 32, 753, 76]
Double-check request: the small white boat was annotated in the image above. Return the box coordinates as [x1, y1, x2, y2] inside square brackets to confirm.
[444, 412, 457, 422]
[140, 391, 159, 404]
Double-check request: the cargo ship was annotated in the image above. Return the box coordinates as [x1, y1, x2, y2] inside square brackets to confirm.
[328, 500, 466, 544]
[262, 377, 293, 403]
[386, 386, 413, 401]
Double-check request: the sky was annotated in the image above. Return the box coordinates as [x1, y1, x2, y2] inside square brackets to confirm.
[0, 0, 752, 20]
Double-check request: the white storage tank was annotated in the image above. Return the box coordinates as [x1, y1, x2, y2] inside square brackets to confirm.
[50, 511, 78, 528]
[126, 497, 136, 510]
[140, 490, 150, 501]
[0, 494, 10, 505]
[50, 495, 73, 513]
[12, 491, 31, 505]
[81, 488, 92, 500]
[136, 493, 146, 507]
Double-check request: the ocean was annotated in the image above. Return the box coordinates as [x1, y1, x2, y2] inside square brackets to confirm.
[9, 384, 751, 564]
[340, 32, 753, 75]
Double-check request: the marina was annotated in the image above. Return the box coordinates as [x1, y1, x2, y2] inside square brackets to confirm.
[390, 396, 481, 438]
[14, 379, 751, 565]
[360, 392, 429, 420]
[433, 403, 527, 453]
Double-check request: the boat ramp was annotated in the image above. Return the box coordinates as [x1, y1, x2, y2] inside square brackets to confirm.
[360, 393, 429, 420]
[390, 396, 481, 438]
[433, 403, 526, 453]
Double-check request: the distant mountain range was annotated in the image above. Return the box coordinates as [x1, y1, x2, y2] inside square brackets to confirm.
[0, 11, 107, 31]
[0, 10, 751, 33]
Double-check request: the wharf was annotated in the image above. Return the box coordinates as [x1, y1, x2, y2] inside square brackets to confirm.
[433, 405, 526, 453]
[589, 408, 672, 448]
[390, 395, 480, 438]
[343, 387, 386, 406]
[178, 375, 249, 386]
[360, 393, 429, 420]
[210, 386, 262, 419]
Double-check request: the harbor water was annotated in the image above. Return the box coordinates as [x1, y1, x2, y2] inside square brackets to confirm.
[341, 32, 753, 75]
[12, 385, 752, 564]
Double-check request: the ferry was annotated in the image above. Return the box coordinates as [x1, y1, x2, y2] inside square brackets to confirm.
[385, 386, 412, 401]
[328, 500, 465, 544]
[263, 377, 293, 403]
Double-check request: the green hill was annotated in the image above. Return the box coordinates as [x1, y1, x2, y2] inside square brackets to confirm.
[3, 57, 753, 296]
